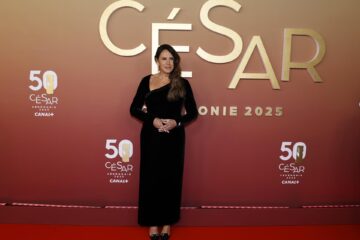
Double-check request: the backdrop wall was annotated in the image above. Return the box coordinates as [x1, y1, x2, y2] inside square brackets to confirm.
[0, 0, 359, 225]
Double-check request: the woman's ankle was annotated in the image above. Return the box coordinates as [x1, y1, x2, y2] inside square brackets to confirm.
[149, 226, 159, 236]
[161, 225, 171, 235]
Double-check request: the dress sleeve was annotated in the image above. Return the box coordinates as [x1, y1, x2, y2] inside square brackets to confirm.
[130, 76, 156, 124]
[177, 79, 198, 125]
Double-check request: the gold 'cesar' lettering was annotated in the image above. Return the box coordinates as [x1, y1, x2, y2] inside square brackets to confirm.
[282, 28, 326, 82]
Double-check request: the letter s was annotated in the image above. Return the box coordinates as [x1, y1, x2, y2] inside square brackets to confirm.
[196, 0, 242, 63]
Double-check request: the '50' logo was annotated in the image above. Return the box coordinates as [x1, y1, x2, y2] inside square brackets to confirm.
[279, 141, 306, 164]
[29, 70, 58, 94]
[105, 139, 133, 163]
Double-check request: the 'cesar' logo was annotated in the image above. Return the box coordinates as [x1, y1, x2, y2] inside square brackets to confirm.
[99, 0, 326, 89]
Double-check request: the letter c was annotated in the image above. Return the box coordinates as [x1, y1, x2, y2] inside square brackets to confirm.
[99, 0, 146, 56]
[105, 162, 111, 168]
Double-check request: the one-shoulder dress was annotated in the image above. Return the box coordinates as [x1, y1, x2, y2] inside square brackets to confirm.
[130, 75, 198, 226]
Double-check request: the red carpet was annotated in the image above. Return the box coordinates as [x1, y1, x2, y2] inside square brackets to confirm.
[1, 224, 360, 240]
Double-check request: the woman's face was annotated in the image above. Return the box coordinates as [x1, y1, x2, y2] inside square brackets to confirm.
[156, 49, 174, 75]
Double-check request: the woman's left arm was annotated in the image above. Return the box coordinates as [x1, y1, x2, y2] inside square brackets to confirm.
[177, 79, 198, 126]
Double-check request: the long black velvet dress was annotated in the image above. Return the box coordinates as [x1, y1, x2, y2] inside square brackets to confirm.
[130, 75, 198, 226]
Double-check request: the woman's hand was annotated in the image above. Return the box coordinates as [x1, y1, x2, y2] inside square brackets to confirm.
[153, 118, 164, 129]
[153, 118, 177, 133]
[160, 119, 177, 133]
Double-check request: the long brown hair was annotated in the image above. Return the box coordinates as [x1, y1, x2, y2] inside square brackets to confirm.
[155, 44, 185, 101]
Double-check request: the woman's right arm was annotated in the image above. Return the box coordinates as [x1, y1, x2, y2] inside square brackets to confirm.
[130, 77, 155, 124]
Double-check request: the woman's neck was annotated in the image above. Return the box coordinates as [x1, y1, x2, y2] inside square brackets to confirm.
[158, 72, 169, 79]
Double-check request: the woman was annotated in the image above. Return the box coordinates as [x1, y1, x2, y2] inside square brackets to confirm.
[130, 44, 198, 240]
